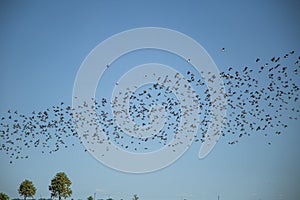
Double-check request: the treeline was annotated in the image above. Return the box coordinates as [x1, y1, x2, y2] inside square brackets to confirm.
[0, 172, 139, 200]
[1, 172, 71, 200]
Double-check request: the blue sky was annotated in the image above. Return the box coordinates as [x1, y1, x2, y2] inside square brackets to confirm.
[0, 1, 300, 200]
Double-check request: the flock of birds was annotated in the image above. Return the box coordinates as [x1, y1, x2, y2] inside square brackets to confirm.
[0, 50, 299, 163]
[219, 50, 299, 144]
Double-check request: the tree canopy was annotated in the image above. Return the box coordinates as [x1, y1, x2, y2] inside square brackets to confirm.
[0, 192, 9, 200]
[49, 172, 72, 200]
[18, 180, 36, 200]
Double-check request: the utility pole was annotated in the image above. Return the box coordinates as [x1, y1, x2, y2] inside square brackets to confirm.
[94, 192, 96, 200]
[218, 195, 220, 200]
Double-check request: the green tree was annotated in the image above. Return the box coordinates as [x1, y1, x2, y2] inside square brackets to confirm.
[49, 172, 72, 200]
[18, 180, 36, 200]
[132, 194, 139, 200]
[87, 196, 93, 200]
[0, 193, 9, 200]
